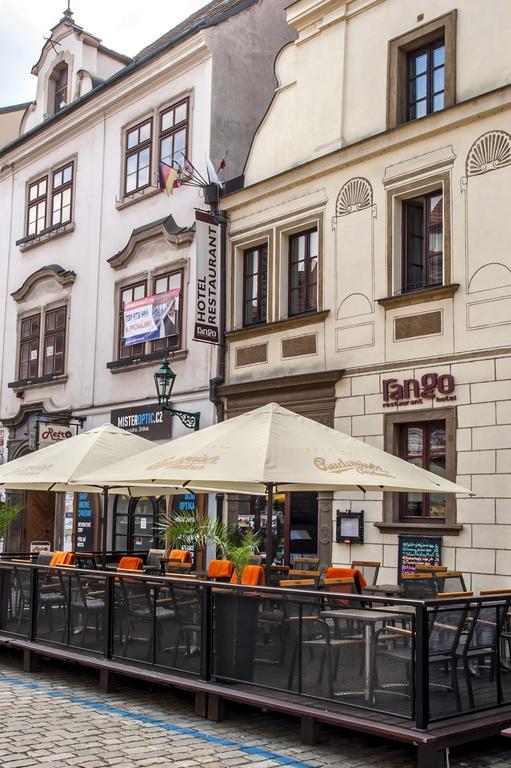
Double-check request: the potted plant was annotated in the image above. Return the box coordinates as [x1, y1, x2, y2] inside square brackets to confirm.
[0, 500, 22, 544]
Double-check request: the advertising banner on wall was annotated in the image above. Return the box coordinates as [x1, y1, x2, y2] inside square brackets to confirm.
[194, 210, 219, 345]
[123, 288, 180, 347]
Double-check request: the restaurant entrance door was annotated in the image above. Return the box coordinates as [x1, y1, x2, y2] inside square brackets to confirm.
[112, 496, 165, 552]
[25, 490, 55, 548]
[286, 491, 318, 566]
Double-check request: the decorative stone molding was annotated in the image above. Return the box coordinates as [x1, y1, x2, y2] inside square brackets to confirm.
[466, 130, 511, 177]
[335, 177, 372, 217]
[11, 264, 76, 303]
[108, 214, 194, 270]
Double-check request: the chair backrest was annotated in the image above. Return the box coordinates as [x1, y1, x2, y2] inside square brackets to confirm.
[146, 549, 165, 568]
[351, 560, 380, 586]
[280, 578, 316, 588]
[118, 556, 143, 571]
[415, 565, 448, 573]
[429, 601, 469, 655]
[402, 573, 438, 599]
[463, 599, 506, 654]
[322, 577, 356, 591]
[36, 551, 54, 565]
[230, 565, 265, 586]
[325, 566, 365, 592]
[437, 591, 473, 599]
[480, 589, 511, 596]
[268, 565, 289, 587]
[208, 559, 233, 580]
[294, 557, 320, 571]
[49, 551, 74, 567]
[435, 571, 466, 593]
[248, 554, 262, 566]
[76, 554, 97, 570]
[169, 549, 192, 563]
[288, 569, 321, 586]
[166, 561, 193, 574]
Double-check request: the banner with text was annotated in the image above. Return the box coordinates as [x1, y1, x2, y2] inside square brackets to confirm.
[194, 210, 219, 344]
[124, 289, 180, 347]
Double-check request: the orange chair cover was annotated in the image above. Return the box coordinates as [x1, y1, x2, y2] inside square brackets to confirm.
[169, 550, 192, 563]
[326, 567, 367, 591]
[230, 565, 265, 586]
[208, 560, 233, 579]
[49, 551, 73, 567]
[118, 556, 143, 571]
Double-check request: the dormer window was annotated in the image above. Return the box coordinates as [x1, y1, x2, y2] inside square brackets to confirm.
[52, 63, 68, 114]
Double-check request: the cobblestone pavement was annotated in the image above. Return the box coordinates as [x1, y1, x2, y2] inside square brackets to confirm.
[0, 653, 509, 767]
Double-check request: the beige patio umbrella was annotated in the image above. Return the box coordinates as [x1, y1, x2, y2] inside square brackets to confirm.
[76, 403, 472, 576]
[0, 423, 189, 565]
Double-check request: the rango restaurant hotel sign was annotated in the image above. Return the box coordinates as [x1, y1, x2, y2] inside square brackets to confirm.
[383, 372, 456, 408]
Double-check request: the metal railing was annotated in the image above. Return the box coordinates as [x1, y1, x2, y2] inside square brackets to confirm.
[0, 561, 510, 729]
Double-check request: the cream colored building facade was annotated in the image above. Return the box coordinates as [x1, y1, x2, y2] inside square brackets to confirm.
[221, 0, 511, 590]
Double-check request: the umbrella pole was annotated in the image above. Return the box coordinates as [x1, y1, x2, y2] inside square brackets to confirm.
[101, 487, 109, 569]
[265, 482, 274, 585]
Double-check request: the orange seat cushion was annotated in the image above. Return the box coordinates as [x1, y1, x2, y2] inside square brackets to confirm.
[169, 550, 192, 563]
[326, 567, 366, 591]
[49, 552, 66, 567]
[208, 560, 233, 579]
[118, 556, 143, 571]
[230, 565, 265, 586]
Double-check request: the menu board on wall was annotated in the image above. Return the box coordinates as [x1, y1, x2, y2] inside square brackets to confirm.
[74, 492, 99, 552]
[398, 535, 442, 581]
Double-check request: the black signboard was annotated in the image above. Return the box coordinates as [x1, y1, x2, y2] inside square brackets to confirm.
[74, 492, 98, 552]
[398, 535, 442, 581]
[171, 492, 199, 565]
[336, 510, 364, 544]
[110, 404, 172, 441]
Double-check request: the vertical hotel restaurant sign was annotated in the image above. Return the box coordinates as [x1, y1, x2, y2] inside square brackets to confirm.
[123, 289, 180, 347]
[194, 210, 219, 344]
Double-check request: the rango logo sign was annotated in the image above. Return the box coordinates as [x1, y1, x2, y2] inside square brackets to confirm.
[383, 372, 456, 407]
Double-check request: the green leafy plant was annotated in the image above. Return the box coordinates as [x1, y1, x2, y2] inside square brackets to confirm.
[158, 512, 261, 583]
[0, 500, 23, 541]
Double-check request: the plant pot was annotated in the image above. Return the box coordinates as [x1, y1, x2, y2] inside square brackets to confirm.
[213, 590, 260, 682]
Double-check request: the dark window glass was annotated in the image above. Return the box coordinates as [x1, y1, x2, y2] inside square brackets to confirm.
[403, 191, 443, 292]
[160, 99, 188, 171]
[51, 163, 73, 226]
[151, 271, 182, 351]
[407, 39, 445, 121]
[19, 315, 40, 379]
[43, 307, 66, 375]
[288, 229, 318, 316]
[125, 119, 152, 194]
[243, 244, 268, 326]
[400, 421, 446, 520]
[54, 65, 68, 113]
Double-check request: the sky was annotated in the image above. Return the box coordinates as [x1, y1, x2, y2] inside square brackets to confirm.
[0, 0, 208, 106]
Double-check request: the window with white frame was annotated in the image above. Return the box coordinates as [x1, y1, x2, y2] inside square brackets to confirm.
[25, 162, 74, 238]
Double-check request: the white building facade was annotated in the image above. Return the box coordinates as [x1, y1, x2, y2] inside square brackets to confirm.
[0, 0, 294, 552]
[220, 0, 511, 590]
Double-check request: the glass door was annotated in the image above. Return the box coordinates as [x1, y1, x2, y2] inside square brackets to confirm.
[113, 496, 164, 552]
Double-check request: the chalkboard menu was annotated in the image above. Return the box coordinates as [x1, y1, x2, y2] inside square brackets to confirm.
[74, 492, 99, 552]
[398, 535, 442, 581]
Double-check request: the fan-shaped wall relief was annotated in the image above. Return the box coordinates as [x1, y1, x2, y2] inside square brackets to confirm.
[463, 131, 511, 298]
[334, 178, 375, 336]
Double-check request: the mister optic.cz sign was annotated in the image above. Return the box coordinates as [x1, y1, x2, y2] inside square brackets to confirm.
[382, 372, 456, 408]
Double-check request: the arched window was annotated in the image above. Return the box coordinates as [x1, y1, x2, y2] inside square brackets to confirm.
[52, 64, 68, 113]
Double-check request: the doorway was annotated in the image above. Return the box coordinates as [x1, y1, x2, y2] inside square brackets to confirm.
[112, 496, 165, 552]
[25, 490, 56, 548]
[286, 491, 318, 566]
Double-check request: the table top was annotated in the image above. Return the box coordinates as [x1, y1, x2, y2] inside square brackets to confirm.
[320, 608, 405, 622]
[362, 584, 404, 595]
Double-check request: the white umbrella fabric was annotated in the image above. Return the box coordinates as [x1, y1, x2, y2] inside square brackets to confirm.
[76, 403, 472, 576]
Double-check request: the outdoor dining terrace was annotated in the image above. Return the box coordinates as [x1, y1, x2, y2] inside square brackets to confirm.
[1, 554, 511, 767]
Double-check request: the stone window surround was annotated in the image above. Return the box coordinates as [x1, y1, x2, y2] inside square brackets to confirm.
[229, 230, 273, 331]
[9, 297, 70, 392]
[17, 153, 77, 251]
[116, 88, 194, 208]
[384, 169, 452, 302]
[109, 258, 189, 371]
[378, 406, 462, 536]
[387, 10, 457, 130]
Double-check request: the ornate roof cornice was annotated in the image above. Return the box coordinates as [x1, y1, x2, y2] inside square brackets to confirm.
[11, 264, 76, 303]
[108, 214, 194, 270]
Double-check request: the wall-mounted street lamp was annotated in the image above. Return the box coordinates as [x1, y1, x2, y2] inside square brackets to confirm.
[154, 356, 201, 431]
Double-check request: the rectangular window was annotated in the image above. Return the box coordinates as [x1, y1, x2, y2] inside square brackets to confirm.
[402, 191, 443, 292]
[119, 281, 147, 358]
[399, 421, 446, 520]
[27, 177, 48, 236]
[288, 229, 318, 316]
[152, 271, 182, 351]
[407, 39, 445, 121]
[18, 315, 40, 379]
[51, 162, 73, 227]
[159, 99, 188, 171]
[125, 119, 152, 194]
[243, 245, 268, 326]
[43, 307, 66, 375]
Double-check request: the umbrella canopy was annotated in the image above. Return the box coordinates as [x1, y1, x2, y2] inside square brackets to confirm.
[77, 403, 471, 495]
[0, 422, 185, 496]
